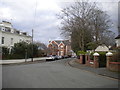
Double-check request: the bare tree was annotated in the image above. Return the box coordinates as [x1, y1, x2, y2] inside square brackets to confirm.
[58, 1, 97, 51]
[58, 1, 115, 51]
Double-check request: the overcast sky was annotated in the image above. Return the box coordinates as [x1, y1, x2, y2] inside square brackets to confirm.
[0, 0, 119, 45]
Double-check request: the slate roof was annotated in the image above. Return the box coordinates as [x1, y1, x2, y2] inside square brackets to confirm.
[54, 40, 70, 45]
[52, 42, 58, 46]
[115, 35, 120, 39]
[54, 41, 61, 44]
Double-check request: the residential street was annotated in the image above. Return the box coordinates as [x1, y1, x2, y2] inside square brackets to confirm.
[2, 58, 119, 88]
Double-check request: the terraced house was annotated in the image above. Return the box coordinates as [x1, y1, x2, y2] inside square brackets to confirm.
[0, 21, 32, 50]
[48, 40, 72, 56]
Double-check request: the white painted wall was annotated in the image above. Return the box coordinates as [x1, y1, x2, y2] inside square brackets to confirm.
[0, 31, 2, 46]
[95, 45, 109, 52]
[0, 21, 32, 48]
[115, 39, 120, 47]
[1, 31, 32, 48]
[1, 22, 12, 28]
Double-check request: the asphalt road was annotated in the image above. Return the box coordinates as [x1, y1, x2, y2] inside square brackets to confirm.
[2, 58, 119, 88]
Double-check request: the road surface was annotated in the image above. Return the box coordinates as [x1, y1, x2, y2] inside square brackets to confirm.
[2, 58, 119, 88]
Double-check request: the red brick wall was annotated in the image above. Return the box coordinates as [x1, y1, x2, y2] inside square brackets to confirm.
[79, 55, 83, 64]
[108, 62, 120, 72]
[79, 55, 98, 68]
[86, 60, 94, 67]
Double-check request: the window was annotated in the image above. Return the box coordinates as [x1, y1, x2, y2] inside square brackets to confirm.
[2, 37, 4, 44]
[11, 38, 13, 45]
[5, 27, 11, 32]
[61, 45, 63, 48]
[19, 39, 23, 42]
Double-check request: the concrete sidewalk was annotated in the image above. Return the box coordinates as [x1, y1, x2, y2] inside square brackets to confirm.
[0, 57, 47, 65]
[68, 59, 120, 80]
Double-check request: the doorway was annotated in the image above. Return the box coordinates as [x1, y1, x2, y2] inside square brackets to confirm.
[82, 55, 86, 64]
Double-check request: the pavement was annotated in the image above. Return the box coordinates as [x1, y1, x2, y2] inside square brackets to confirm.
[68, 59, 120, 80]
[0, 57, 47, 65]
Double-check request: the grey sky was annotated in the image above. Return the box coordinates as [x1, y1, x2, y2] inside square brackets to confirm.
[0, 0, 119, 45]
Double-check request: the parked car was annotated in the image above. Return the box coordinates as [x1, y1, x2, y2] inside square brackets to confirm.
[64, 55, 69, 58]
[57, 56, 60, 59]
[52, 55, 59, 60]
[46, 55, 55, 61]
[71, 55, 77, 58]
[58, 56, 62, 59]
[68, 55, 72, 58]
[60, 56, 64, 59]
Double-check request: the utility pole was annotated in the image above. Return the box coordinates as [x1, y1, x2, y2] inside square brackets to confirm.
[31, 29, 34, 62]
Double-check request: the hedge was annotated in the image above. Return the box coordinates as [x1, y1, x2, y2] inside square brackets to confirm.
[77, 51, 88, 55]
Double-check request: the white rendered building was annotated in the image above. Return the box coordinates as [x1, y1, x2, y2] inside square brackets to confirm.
[115, 35, 120, 47]
[0, 21, 32, 49]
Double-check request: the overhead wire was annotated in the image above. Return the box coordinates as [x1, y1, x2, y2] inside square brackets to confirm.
[33, 0, 38, 29]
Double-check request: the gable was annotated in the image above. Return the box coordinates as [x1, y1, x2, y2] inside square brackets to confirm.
[58, 42, 65, 47]
[95, 45, 109, 52]
[51, 41, 58, 46]
[48, 43, 52, 48]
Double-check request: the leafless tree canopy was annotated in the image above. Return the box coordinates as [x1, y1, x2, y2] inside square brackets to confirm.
[58, 1, 115, 52]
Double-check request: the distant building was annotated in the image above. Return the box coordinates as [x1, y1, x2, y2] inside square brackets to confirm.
[115, 2, 120, 48]
[95, 44, 109, 52]
[0, 21, 32, 49]
[115, 35, 120, 47]
[48, 40, 72, 56]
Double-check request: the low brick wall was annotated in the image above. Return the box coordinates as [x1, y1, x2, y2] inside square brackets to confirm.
[86, 60, 94, 67]
[79, 54, 99, 68]
[79, 55, 83, 64]
[108, 62, 120, 72]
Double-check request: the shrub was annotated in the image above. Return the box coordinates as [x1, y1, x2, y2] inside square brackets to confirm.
[2, 54, 24, 60]
[112, 50, 120, 62]
[77, 51, 87, 55]
[90, 52, 94, 60]
[2, 47, 9, 55]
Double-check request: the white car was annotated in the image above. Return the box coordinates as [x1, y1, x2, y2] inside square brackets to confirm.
[71, 55, 77, 58]
[46, 55, 55, 61]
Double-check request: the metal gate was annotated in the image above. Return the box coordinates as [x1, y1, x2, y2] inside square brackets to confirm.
[99, 54, 106, 67]
[82, 55, 86, 64]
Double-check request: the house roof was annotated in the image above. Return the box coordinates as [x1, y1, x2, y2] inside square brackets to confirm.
[95, 44, 109, 52]
[55, 41, 61, 44]
[52, 42, 58, 46]
[63, 40, 71, 45]
[54, 40, 70, 45]
[115, 35, 120, 39]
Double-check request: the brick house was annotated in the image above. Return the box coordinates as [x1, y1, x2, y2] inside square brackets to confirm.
[47, 40, 72, 56]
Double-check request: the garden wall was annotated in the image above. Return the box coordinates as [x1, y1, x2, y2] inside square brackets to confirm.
[108, 62, 120, 72]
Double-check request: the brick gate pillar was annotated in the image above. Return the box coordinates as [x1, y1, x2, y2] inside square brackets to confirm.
[85, 54, 89, 65]
[106, 52, 113, 69]
[93, 52, 99, 68]
[79, 54, 83, 64]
